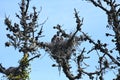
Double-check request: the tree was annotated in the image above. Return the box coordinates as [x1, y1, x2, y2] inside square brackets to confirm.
[0, 0, 120, 80]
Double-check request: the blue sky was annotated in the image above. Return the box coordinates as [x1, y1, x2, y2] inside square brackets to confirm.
[0, 0, 120, 80]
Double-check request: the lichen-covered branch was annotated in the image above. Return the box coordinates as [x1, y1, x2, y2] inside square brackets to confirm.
[41, 1, 120, 79]
[3, 0, 44, 79]
[87, 0, 120, 54]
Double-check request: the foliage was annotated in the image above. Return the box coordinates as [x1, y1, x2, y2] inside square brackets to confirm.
[0, 0, 120, 80]
[1, 0, 41, 80]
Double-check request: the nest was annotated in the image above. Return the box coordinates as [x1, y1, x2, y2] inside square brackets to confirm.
[45, 33, 85, 64]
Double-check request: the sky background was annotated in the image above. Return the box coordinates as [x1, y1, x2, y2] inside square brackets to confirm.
[0, 0, 120, 80]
